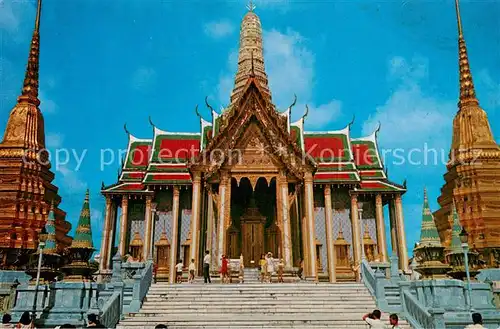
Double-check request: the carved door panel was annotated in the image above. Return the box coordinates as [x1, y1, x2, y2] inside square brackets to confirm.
[242, 222, 264, 267]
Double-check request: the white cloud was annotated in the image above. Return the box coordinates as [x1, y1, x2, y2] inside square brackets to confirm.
[57, 165, 87, 192]
[45, 132, 64, 149]
[363, 56, 455, 152]
[216, 28, 342, 129]
[131, 67, 156, 90]
[204, 20, 235, 39]
[478, 69, 500, 111]
[39, 90, 57, 114]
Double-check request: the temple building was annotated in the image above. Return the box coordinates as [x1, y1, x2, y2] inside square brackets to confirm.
[0, 0, 71, 268]
[434, 0, 500, 267]
[100, 4, 409, 283]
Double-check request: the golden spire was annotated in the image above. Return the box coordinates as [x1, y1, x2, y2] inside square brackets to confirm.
[230, 1, 271, 104]
[0, 0, 46, 151]
[448, 0, 498, 161]
[454, 0, 478, 107]
[20, 0, 42, 105]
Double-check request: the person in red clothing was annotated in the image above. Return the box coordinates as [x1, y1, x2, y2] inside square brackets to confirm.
[220, 255, 229, 284]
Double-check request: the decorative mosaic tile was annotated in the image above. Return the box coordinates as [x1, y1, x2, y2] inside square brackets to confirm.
[333, 208, 353, 261]
[314, 207, 327, 273]
[153, 211, 173, 260]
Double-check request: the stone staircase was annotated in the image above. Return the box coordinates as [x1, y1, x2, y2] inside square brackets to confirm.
[117, 282, 411, 329]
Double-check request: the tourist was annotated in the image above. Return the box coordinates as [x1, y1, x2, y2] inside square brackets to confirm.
[188, 258, 196, 283]
[15, 312, 33, 329]
[297, 258, 303, 280]
[389, 314, 401, 329]
[362, 309, 386, 329]
[1, 314, 12, 329]
[259, 254, 267, 283]
[266, 252, 274, 283]
[277, 259, 284, 283]
[86, 314, 105, 328]
[154, 325, 168, 329]
[239, 253, 244, 283]
[203, 250, 211, 284]
[465, 312, 485, 328]
[175, 259, 183, 284]
[220, 255, 229, 284]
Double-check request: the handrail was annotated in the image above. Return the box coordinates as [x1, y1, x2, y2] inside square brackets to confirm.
[138, 261, 153, 302]
[361, 259, 376, 296]
[129, 260, 154, 313]
[401, 289, 433, 329]
[100, 292, 121, 328]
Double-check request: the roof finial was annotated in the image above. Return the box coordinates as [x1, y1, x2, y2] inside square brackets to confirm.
[348, 114, 355, 128]
[454, 0, 478, 106]
[247, 0, 256, 12]
[303, 105, 309, 120]
[205, 96, 215, 113]
[19, 0, 43, 104]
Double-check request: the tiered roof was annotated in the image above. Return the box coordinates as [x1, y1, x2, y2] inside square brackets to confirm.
[102, 108, 404, 194]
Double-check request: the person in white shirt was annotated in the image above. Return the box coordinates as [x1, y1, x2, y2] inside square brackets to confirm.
[188, 259, 196, 283]
[362, 310, 387, 329]
[203, 250, 211, 284]
[175, 260, 183, 284]
[465, 313, 486, 329]
[389, 314, 402, 329]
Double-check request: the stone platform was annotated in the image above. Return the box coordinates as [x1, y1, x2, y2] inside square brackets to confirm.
[117, 282, 410, 329]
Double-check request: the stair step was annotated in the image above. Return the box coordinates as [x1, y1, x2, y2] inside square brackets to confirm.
[118, 282, 411, 329]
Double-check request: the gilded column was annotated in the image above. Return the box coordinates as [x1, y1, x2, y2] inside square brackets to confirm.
[389, 199, 399, 256]
[118, 196, 129, 256]
[304, 172, 317, 279]
[107, 202, 117, 267]
[217, 172, 229, 266]
[375, 194, 388, 262]
[350, 194, 361, 281]
[99, 196, 112, 273]
[324, 185, 336, 283]
[169, 186, 180, 283]
[300, 190, 310, 276]
[279, 171, 293, 268]
[395, 194, 409, 272]
[205, 188, 214, 252]
[190, 172, 202, 267]
[143, 195, 153, 260]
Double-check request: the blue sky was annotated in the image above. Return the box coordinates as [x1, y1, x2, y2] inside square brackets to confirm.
[1, 0, 499, 254]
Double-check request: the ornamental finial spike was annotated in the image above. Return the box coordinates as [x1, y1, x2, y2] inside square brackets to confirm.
[205, 96, 215, 113]
[19, 0, 43, 103]
[454, 0, 478, 106]
[247, 0, 256, 12]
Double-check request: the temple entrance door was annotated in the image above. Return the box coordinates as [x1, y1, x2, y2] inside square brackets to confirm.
[241, 219, 265, 267]
[240, 195, 266, 268]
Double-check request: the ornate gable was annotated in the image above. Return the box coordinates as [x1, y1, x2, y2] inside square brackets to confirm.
[189, 78, 315, 179]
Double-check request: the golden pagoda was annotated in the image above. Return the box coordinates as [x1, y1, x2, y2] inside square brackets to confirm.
[434, 0, 500, 266]
[0, 0, 72, 269]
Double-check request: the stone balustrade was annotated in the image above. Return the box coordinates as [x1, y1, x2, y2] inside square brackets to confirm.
[361, 257, 500, 329]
